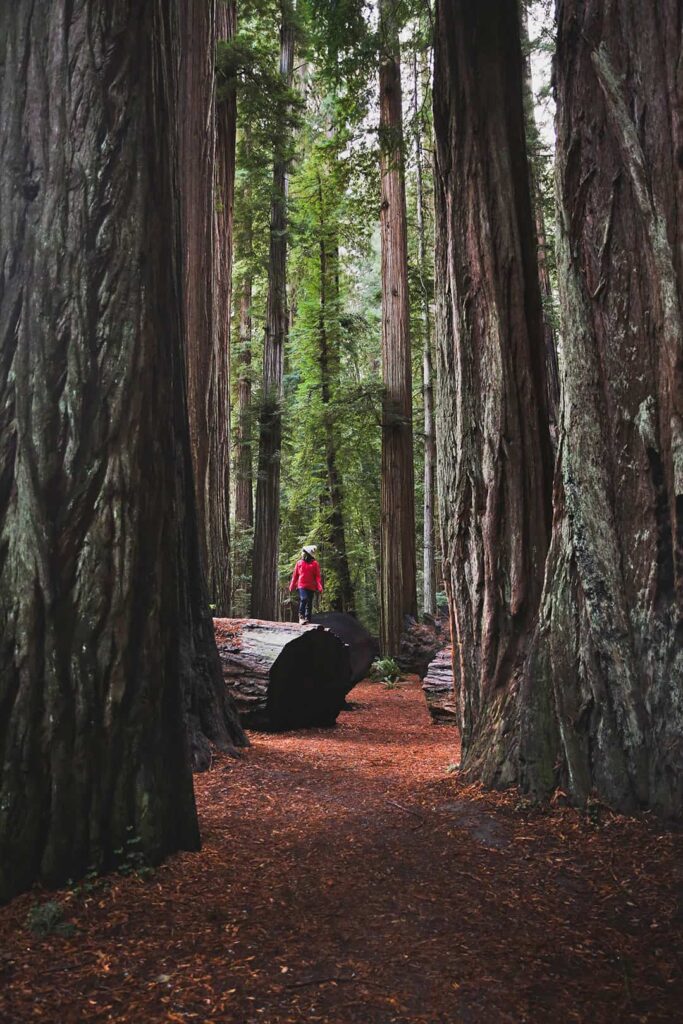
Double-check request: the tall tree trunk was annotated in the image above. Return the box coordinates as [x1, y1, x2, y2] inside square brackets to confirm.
[0, 0, 233, 903]
[251, 2, 295, 620]
[519, 4, 560, 431]
[179, 0, 217, 574]
[433, 0, 553, 780]
[178, 0, 245, 764]
[209, 0, 237, 614]
[317, 177, 355, 613]
[379, 0, 418, 655]
[412, 49, 437, 619]
[233, 127, 254, 616]
[519, 0, 683, 815]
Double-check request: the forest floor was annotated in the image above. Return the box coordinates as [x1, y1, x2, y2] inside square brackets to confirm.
[1, 679, 682, 1023]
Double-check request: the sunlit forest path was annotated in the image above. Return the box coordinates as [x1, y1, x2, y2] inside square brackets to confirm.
[1, 680, 682, 1024]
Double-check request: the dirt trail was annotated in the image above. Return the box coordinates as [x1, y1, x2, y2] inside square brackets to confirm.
[1, 680, 682, 1023]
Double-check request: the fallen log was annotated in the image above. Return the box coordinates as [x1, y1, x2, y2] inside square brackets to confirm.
[422, 647, 458, 725]
[310, 612, 378, 685]
[397, 615, 447, 678]
[213, 619, 351, 731]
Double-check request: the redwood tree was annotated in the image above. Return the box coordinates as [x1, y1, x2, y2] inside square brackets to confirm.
[519, 0, 683, 815]
[0, 0, 240, 903]
[179, 0, 232, 614]
[412, 47, 437, 619]
[317, 174, 355, 612]
[251, 0, 296, 620]
[378, 0, 417, 655]
[435, 0, 683, 817]
[433, 0, 553, 776]
[233, 127, 255, 571]
[210, 0, 238, 614]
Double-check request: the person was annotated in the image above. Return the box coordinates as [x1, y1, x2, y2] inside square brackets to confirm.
[289, 545, 323, 624]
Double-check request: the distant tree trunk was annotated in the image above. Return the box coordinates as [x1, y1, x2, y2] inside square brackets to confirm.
[519, 4, 560, 431]
[412, 49, 437, 619]
[433, 0, 553, 779]
[251, 2, 295, 620]
[235, 276, 254, 534]
[209, 0, 237, 614]
[233, 124, 254, 617]
[317, 177, 355, 612]
[519, 0, 683, 815]
[0, 0, 242, 903]
[379, 0, 418, 655]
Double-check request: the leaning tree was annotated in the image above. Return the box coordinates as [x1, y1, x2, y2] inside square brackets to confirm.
[435, 0, 683, 815]
[0, 0, 243, 903]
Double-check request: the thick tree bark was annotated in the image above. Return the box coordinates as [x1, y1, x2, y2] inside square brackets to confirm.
[519, 0, 683, 815]
[433, 0, 553, 781]
[412, 50, 437, 619]
[378, 0, 418, 655]
[251, 3, 295, 620]
[209, 0, 237, 615]
[0, 0, 224, 902]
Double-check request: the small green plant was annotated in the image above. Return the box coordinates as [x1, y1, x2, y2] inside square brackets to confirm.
[26, 901, 76, 938]
[114, 827, 156, 880]
[68, 865, 106, 897]
[370, 657, 402, 686]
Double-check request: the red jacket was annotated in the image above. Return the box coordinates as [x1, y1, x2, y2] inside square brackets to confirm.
[289, 558, 323, 593]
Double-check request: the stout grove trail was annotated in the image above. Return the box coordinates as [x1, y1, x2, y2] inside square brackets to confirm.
[1, 680, 682, 1023]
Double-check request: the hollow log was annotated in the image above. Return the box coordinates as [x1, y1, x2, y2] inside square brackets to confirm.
[422, 648, 458, 725]
[214, 619, 351, 731]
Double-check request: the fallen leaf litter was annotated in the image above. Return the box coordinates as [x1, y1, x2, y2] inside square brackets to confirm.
[0, 678, 681, 1023]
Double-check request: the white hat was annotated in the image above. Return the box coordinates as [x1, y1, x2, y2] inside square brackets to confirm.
[302, 545, 317, 556]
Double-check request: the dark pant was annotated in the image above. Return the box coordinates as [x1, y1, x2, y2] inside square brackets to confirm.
[298, 588, 315, 621]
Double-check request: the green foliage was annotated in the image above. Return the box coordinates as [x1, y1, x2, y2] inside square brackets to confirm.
[26, 901, 76, 938]
[230, 0, 557, 633]
[370, 657, 402, 685]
